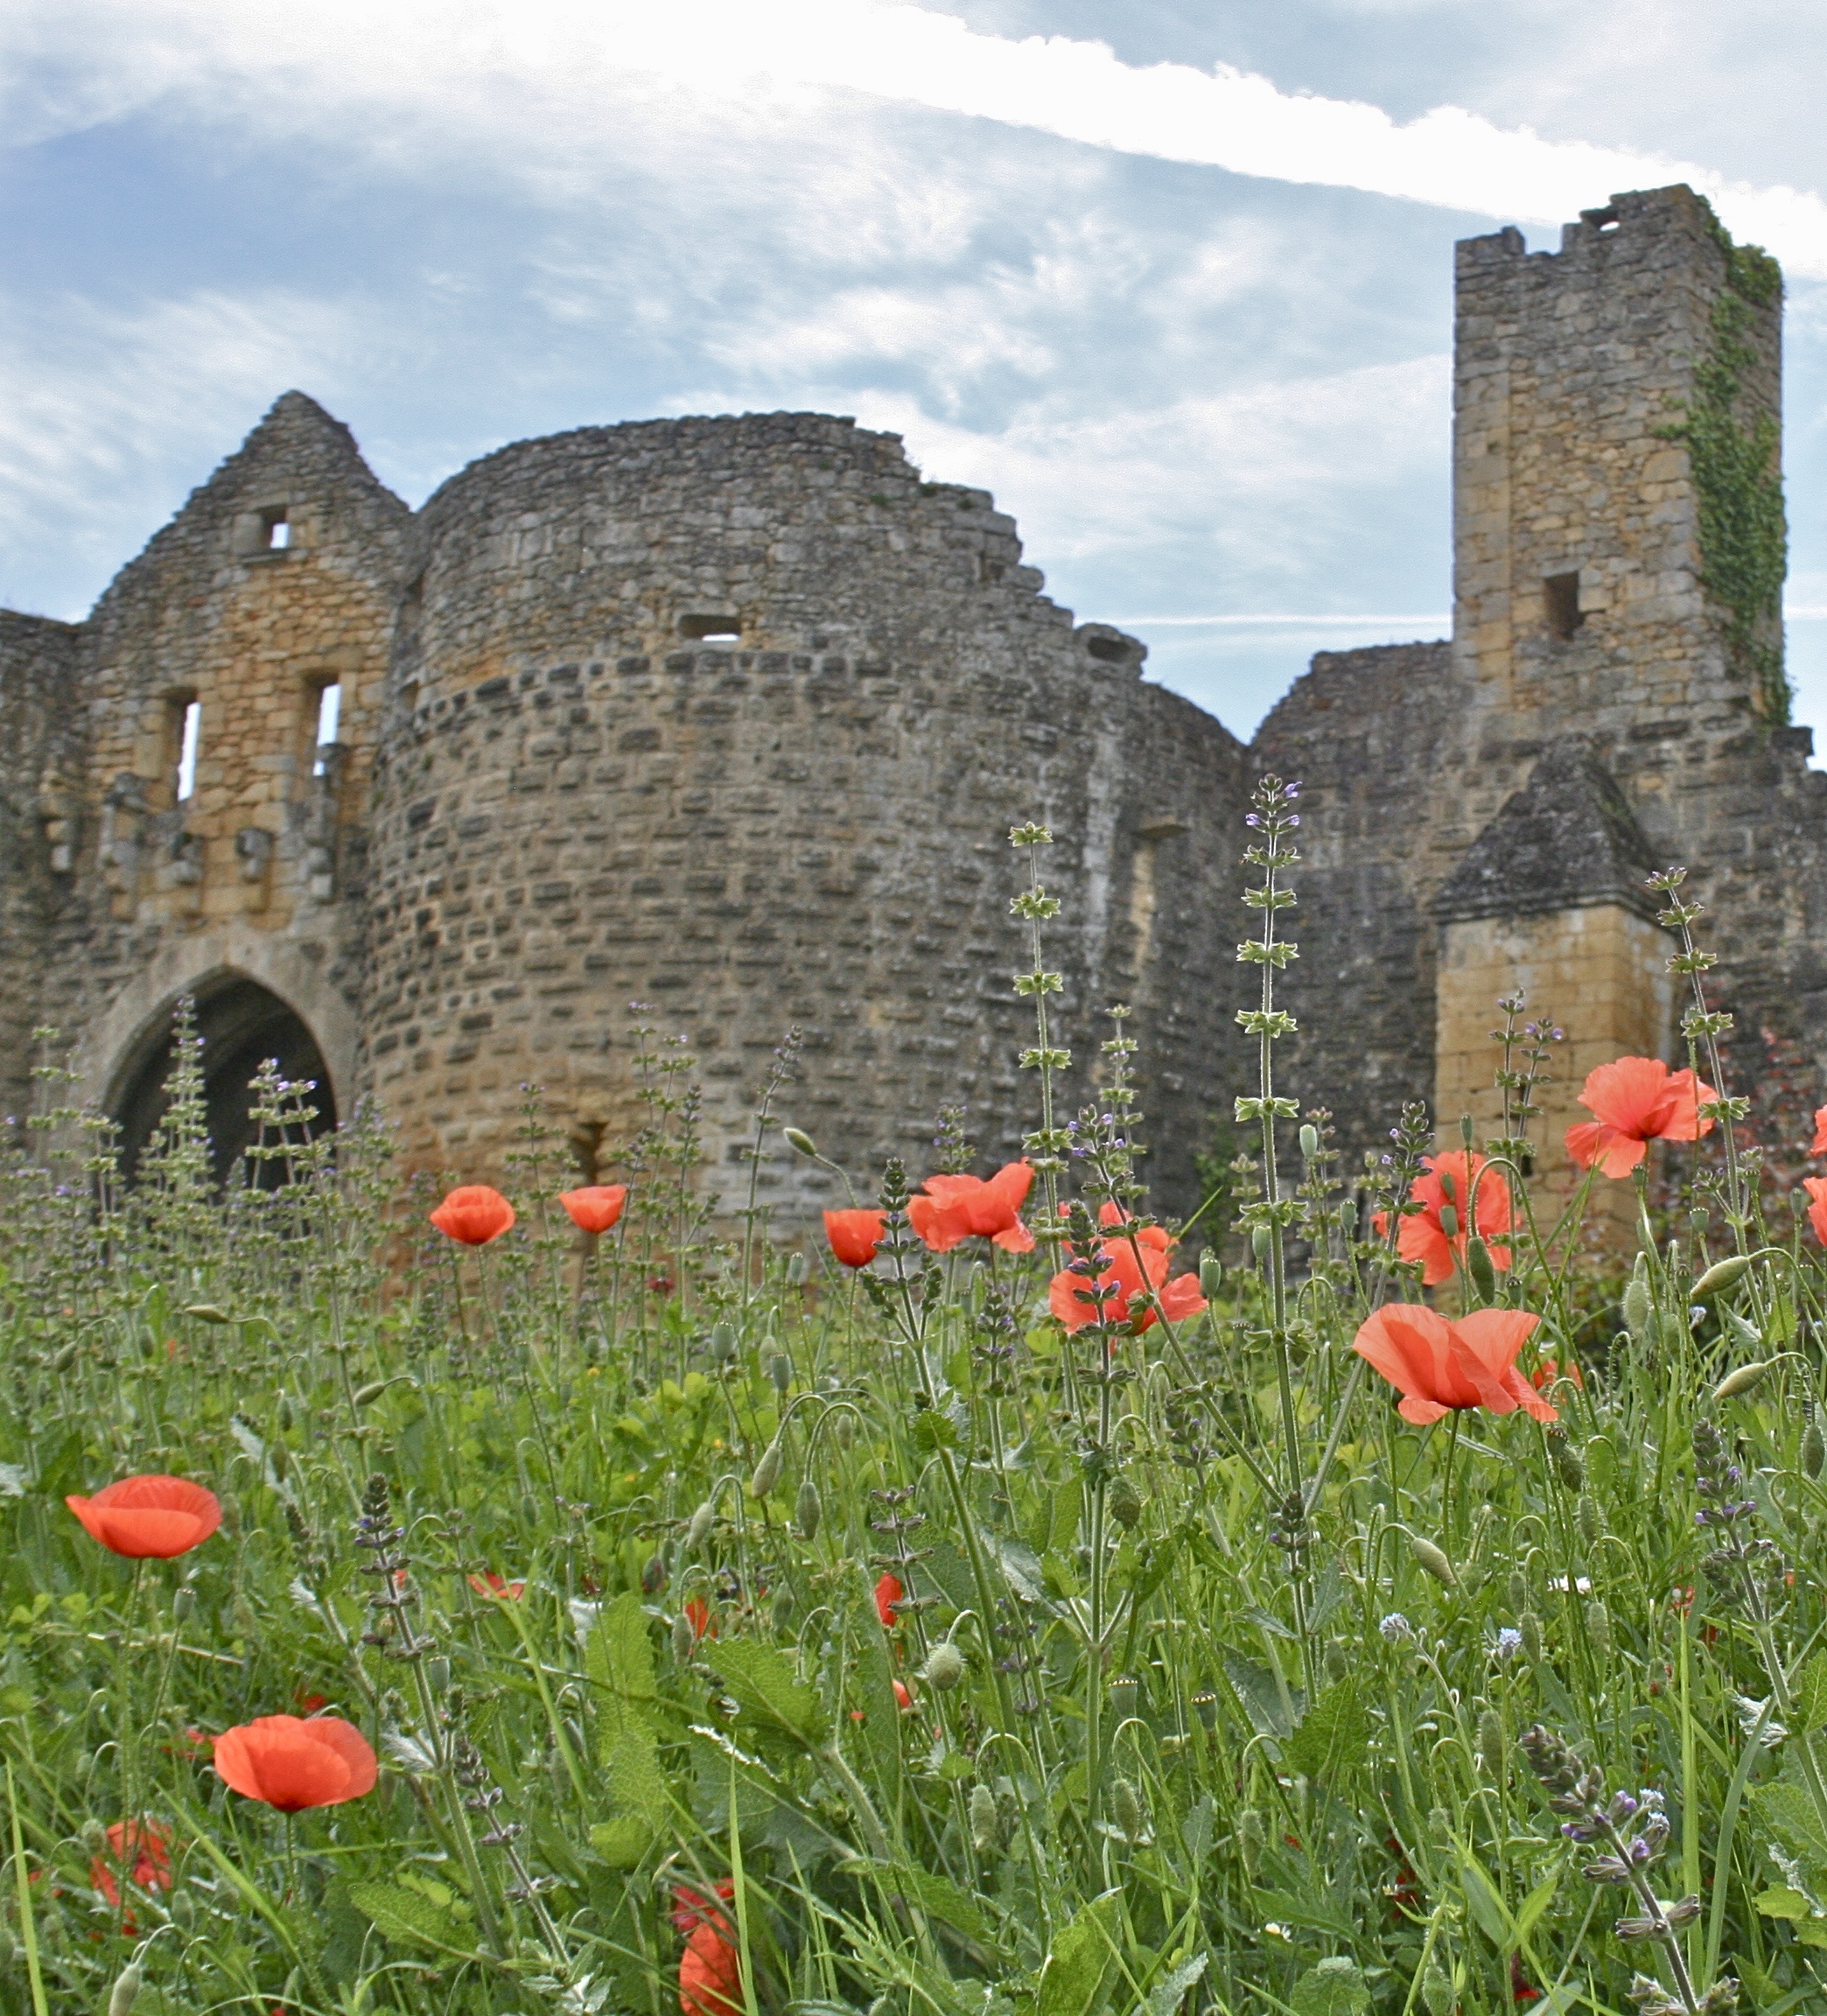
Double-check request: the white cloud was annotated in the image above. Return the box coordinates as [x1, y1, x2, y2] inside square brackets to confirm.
[0, 289, 358, 615]
[5, 1, 1824, 273]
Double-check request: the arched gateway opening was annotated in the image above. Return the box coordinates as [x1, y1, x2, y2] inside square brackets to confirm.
[112, 977, 339, 1186]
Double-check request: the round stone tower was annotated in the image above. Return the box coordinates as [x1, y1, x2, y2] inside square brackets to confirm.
[363, 411, 1243, 1212]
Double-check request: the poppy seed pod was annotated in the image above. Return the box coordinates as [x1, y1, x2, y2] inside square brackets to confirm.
[709, 1322, 738, 1364]
[1693, 1254, 1754, 1302]
[748, 1437, 784, 1500]
[1109, 1673, 1139, 1723]
[768, 1352, 793, 1394]
[922, 1641, 965, 1690]
[1410, 1534, 1456, 1587]
[1803, 1419, 1825, 1479]
[1111, 1778, 1144, 1842]
[426, 1654, 450, 1693]
[970, 1782, 1000, 1853]
[783, 1126, 818, 1158]
[1714, 1359, 1772, 1401]
[1251, 1226, 1270, 1258]
[686, 1500, 716, 1550]
[794, 1477, 821, 1540]
[1199, 1253, 1224, 1298]
[1298, 1124, 1320, 1160]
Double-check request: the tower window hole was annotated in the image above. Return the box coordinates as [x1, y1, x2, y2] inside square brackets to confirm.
[679, 613, 740, 642]
[172, 697, 201, 803]
[262, 508, 291, 550]
[1544, 572, 1584, 641]
[312, 682, 342, 775]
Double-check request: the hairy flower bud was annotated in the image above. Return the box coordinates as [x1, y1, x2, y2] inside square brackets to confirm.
[785, 1253, 808, 1286]
[108, 1964, 144, 2016]
[1520, 1612, 1544, 1663]
[1713, 1360, 1771, 1402]
[1466, 1236, 1497, 1301]
[748, 1436, 785, 1500]
[970, 1782, 1000, 1853]
[794, 1477, 822, 1541]
[1477, 1707, 1506, 1779]
[1325, 1639, 1349, 1684]
[768, 1351, 793, 1393]
[1236, 1806, 1266, 1877]
[1298, 1124, 1320, 1161]
[832, 1410, 855, 1450]
[1622, 1261, 1651, 1342]
[686, 1500, 716, 1550]
[1410, 1534, 1456, 1587]
[1693, 1255, 1754, 1302]
[783, 1126, 819, 1158]
[1577, 1494, 1602, 1549]
[1803, 1419, 1825, 1480]
[1585, 1597, 1613, 1657]
[1438, 1202, 1460, 1242]
[672, 1611, 695, 1663]
[922, 1640, 965, 1691]
[1107, 1473, 1144, 1530]
[1111, 1777, 1144, 1843]
[1506, 1571, 1529, 1616]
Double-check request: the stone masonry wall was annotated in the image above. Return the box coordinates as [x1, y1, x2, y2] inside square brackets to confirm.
[364, 415, 1250, 1218]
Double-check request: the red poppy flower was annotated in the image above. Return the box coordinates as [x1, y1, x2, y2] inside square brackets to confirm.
[907, 1163, 1035, 1254]
[874, 1572, 904, 1628]
[822, 1208, 886, 1269]
[1530, 1357, 1583, 1393]
[468, 1572, 527, 1600]
[675, 1882, 742, 2016]
[892, 1678, 915, 1712]
[1371, 1151, 1512, 1288]
[1812, 1106, 1827, 1155]
[292, 1689, 329, 1715]
[90, 1820, 173, 1910]
[684, 1596, 717, 1642]
[66, 1475, 220, 1559]
[1047, 1203, 1208, 1335]
[213, 1715, 378, 1812]
[1564, 1058, 1715, 1179]
[1511, 1958, 1542, 2005]
[1804, 1178, 1827, 1246]
[559, 1185, 627, 1235]
[1351, 1304, 1553, 1426]
[429, 1185, 516, 1245]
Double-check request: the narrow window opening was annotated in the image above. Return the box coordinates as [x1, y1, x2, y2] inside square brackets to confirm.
[679, 612, 740, 642]
[312, 682, 342, 775]
[262, 508, 291, 551]
[1544, 571, 1584, 641]
[175, 699, 201, 803]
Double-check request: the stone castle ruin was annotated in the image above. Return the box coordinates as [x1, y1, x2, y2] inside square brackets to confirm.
[3, 185, 1822, 1218]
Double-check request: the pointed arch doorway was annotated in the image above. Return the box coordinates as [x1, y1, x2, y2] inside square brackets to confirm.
[111, 976, 339, 1186]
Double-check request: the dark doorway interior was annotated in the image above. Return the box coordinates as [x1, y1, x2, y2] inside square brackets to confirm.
[113, 978, 338, 1186]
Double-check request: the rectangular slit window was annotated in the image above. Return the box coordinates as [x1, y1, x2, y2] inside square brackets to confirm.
[312, 682, 342, 775]
[176, 699, 201, 802]
[1544, 572, 1584, 640]
[262, 508, 290, 550]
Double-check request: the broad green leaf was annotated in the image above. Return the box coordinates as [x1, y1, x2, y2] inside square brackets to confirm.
[1147, 1950, 1209, 2016]
[347, 1880, 469, 1956]
[1035, 1890, 1124, 2016]
[606, 1723, 668, 1828]
[587, 1590, 660, 1746]
[1458, 1848, 1514, 1950]
[837, 1858, 989, 1942]
[1291, 1956, 1370, 2016]
[590, 1816, 654, 1869]
[1754, 1886, 1813, 1921]
[1792, 1653, 1827, 1734]
[1223, 1653, 1303, 1740]
[1754, 1779, 1827, 1864]
[710, 1637, 829, 1747]
[1284, 1679, 1368, 1784]
[1512, 1868, 1561, 1949]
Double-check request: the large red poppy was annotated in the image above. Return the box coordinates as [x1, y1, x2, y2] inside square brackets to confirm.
[907, 1163, 1035, 1253]
[213, 1715, 379, 1811]
[1564, 1058, 1715, 1179]
[429, 1185, 516, 1245]
[559, 1185, 627, 1235]
[1047, 1203, 1207, 1335]
[822, 1209, 886, 1269]
[468, 1572, 526, 1600]
[1373, 1151, 1511, 1288]
[66, 1475, 221, 1559]
[90, 1820, 173, 1909]
[1351, 1304, 1553, 1425]
[675, 1882, 742, 2016]
[874, 1572, 904, 1628]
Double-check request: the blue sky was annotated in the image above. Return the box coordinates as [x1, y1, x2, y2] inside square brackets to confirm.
[4, 0, 1827, 739]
